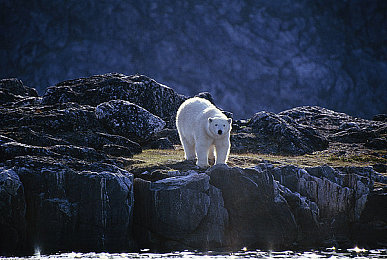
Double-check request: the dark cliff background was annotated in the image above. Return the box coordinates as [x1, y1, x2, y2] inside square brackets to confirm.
[1, 0, 386, 119]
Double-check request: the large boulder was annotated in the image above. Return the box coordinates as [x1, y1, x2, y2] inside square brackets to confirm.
[96, 100, 166, 143]
[133, 171, 228, 250]
[279, 106, 387, 147]
[3, 156, 135, 254]
[231, 111, 328, 155]
[41, 73, 186, 127]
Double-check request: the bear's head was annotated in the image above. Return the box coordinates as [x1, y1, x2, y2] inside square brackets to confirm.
[208, 117, 232, 138]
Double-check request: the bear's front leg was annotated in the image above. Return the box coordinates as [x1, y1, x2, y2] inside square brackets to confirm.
[195, 139, 211, 168]
[180, 136, 196, 160]
[214, 139, 230, 165]
[208, 145, 215, 165]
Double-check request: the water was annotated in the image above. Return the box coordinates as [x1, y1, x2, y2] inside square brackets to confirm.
[2, 248, 386, 260]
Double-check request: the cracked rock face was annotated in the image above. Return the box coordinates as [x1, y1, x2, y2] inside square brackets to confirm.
[133, 171, 228, 250]
[0, 167, 26, 253]
[207, 165, 298, 249]
[2, 156, 135, 253]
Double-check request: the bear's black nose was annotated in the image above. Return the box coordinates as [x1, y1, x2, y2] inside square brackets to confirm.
[218, 130, 222, 135]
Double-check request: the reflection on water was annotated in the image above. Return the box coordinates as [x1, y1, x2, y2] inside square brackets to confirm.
[2, 248, 387, 259]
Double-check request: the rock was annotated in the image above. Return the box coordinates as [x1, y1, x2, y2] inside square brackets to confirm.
[207, 164, 298, 249]
[145, 137, 174, 150]
[372, 163, 387, 173]
[153, 128, 181, 145]
[95, 100, 166, 142]
[133, 171, 228, 250]
[270, 165, 376, 246]
[0, 135, 16, 145]
[0, 167, 27, 255]
[0, 142, 56, 162]
[231, 111, 328, 155]
[353, 187, 387, 248]
[330, 128, 377, 144]
[194, 92, 233, 119]
[94, 132, 142, 154]
[373, 114, 387, 122]
[102, 144, 136, 157]
[195, 92, 215, 104]
[137, 169, 195, 182]
[42, 73, 186, 127]
[0, 79, 38, 97]
[4, 156, 135, 254]
[50, 145, 105, 161]
[280, 106, 386, 146]
[275, 182, 320, 246]
[0, 103, 100, 134]
[339, 122, 360, 131]
[0, 79, 38, 105]
[1, 128, 69, 147]
[273, 165, 373, 220]
[365, 137, 387, 150]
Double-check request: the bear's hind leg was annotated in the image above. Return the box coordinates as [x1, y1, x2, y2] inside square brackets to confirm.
[181, 137, 196, 160]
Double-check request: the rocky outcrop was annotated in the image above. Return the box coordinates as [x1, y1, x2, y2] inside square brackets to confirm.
[0, 74, 174, 254]
[231, 111, 328, 155]
[0, 74, 386, 254]
[42, 73, 186, 127]
[0, 156, 135, 254]
[231, 106, 386, 156]
[0, 74, 187, 161]
[280, 106, 387, 148]
[132, 164, 386, 250]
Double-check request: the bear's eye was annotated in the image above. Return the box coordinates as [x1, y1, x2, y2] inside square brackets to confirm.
[215, 124, 218, 126]
[223, 124, 225, 127]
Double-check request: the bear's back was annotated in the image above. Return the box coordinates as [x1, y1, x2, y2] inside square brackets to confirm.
[177, 97, 214, 122]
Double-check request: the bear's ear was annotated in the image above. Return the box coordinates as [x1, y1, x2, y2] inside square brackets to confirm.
[208, 118, 213, 123]
[227, 118, 232, 124]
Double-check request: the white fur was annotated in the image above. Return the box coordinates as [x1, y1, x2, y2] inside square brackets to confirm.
[176, 97, 232, 168]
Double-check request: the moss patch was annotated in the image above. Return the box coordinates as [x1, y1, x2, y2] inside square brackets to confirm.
[129, 144, 387, 173]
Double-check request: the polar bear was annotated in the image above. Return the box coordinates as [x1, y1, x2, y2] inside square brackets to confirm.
[176, 97, 232, 168]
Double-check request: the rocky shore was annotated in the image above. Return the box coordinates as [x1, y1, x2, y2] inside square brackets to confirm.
[0, 73, 386, 255]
